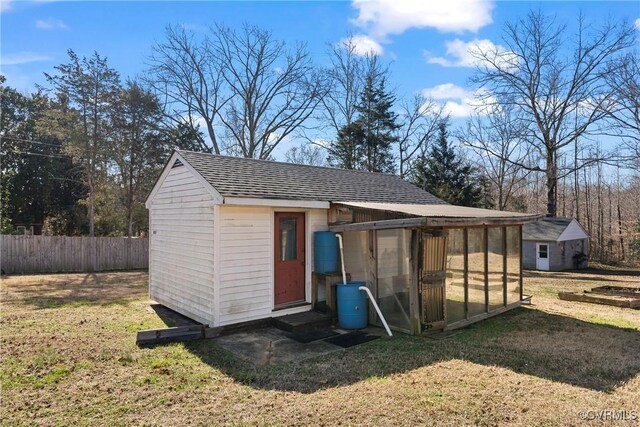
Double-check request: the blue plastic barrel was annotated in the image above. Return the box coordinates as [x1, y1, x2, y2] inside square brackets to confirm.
[337, 282, 368, 329]
[314, 231, 339, 273]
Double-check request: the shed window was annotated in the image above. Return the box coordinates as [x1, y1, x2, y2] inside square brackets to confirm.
[279, 218, 297, 261]
[538, 244, 548, 259]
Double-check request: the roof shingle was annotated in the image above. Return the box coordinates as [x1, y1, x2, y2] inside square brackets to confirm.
[177, 150, 446, 205]
[523, 217, 572, 241]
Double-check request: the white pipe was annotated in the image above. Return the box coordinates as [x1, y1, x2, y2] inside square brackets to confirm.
[335, 233, 348, 285]
[335, 233, 392, 337]
[359, 286, 393, 337]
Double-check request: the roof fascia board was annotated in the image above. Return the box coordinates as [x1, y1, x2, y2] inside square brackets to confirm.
[224, 197, 329, 209]
[330, 214, 543, 232]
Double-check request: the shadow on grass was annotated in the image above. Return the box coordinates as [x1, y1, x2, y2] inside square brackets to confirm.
[150, 304, 201, 328]
[184, 307, 640, 394]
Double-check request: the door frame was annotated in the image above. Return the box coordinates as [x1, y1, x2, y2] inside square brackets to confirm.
[273, 211, 308, 309]
[536, 242, 550, 271]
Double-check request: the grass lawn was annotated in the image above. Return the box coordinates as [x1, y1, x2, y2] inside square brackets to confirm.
[1, 265, 639, 426]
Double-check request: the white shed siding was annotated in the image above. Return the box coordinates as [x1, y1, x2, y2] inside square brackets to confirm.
[149, 165, 216, 325]
[557, 220, 589, 242]
[217, 205, 328, 326]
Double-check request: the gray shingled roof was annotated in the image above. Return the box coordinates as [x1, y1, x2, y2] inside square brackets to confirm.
[523, 217, 572, 241]
[177, 150, 446, 205]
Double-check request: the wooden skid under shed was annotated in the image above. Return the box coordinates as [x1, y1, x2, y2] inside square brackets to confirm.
[558, 291, 640, 309]
[136, 325, 205, 346]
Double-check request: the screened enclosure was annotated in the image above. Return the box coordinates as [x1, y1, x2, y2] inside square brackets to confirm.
[443, 226, 522, 330]
[339, 225, 523, 334]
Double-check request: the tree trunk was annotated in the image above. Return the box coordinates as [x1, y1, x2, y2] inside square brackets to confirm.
[584, 166, 592, 256]
[608, 185, 613, 259]
[574, 141, 580, 221]
[596, 162, 603, 260]
[546, 149, 557, 217]
[618, 193, 625, 260]
[88, 173, 95, 237]
[617, 170, 625, 260]
[128, 208, 134, 238]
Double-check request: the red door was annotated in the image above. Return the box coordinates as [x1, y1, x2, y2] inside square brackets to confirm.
[274, 212, 306, 306]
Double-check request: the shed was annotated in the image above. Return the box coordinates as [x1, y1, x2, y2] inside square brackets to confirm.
[145, 150, 541, 335]
[522, 217, 589, 271]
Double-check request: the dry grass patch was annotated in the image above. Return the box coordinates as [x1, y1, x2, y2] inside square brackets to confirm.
[1, 267, 639, 426]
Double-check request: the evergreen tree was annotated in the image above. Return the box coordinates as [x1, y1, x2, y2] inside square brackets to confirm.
[111, 80, 169, 237]
[357, 75, 398, 173]
[328, 121, 364, 170]
[411, 122, 488, 207]
[1, 76, 85, 235]
[45, 50, 121, 236]
[329, 66, 398, 173]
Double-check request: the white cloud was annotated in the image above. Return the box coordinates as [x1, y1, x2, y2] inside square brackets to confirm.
[179, 22, 208, 32]
[1, 0, 11, 13]
[422, 83, 495, 118]
[1, 52, 52, 65]
[635, 18, 640, 30]
[339, 34, 384, 56]
[425, 38, 513, 68]
[351, 0, 494, 40]
[312, 138, 331, 149]
[422, 83, 473, 100]
[35, 18, 68, 30]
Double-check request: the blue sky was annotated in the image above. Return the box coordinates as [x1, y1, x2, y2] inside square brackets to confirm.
[1, 0, 639, 158]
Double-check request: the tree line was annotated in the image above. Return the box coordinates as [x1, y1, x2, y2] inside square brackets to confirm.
[1, 11, 638, 263]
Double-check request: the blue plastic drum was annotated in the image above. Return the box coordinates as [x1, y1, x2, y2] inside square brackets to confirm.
[337, 281, 368, 329]
[314, 231, 339, 273]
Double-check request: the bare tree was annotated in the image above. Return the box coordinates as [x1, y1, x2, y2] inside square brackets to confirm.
[284, 143, 326, 166]
[146, 26, 227, 154]
[603, 52, 640, 165]
[457, 105, 533, 210]
[215, 24, 326, 159]
[396, 94, 445, 178]
[315, 36, 366, 145]
[147, 24, 324, 159]
[472, 10, 636, 216]
[312, 36, 385, 164]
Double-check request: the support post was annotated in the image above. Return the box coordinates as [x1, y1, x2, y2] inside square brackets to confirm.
[463, 228, 469, 320]
[409, 229, 421, 335]
[502, 226, 508, 307]
[484, 227, 489, 313]
[519, 225, 524, 301]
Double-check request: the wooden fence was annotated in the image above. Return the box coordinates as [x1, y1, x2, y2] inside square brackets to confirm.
[1, 235, 149, 274]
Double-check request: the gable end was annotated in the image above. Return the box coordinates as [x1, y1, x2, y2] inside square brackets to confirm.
[145, 152, 224, 208]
